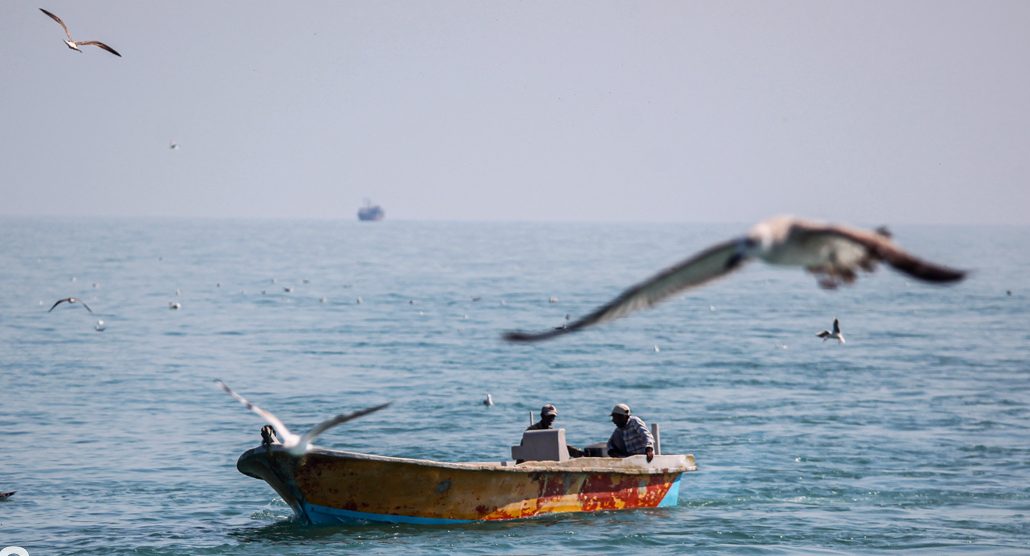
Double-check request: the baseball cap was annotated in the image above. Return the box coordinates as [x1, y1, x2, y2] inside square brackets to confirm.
[541, 404, 558, 417]
[610, 403, 631, 416]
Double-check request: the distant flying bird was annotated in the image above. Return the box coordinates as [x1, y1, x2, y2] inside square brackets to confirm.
[169, 301, 181, 310]
[0, 491, 14, 500]
[504, 215, 966, 342]
[39, 8, 121, 57]
[48, 297, 93, 313]
[169, 142, 179, 150]
[215, 380, 390, 456]
[817, 318, 845, 344]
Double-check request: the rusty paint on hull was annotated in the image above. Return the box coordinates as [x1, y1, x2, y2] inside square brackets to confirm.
[237, 445, 696, 524]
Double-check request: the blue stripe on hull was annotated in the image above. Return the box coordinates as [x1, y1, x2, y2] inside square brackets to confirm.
[657, 474, 682, 508]
[303, 502, 476, 525]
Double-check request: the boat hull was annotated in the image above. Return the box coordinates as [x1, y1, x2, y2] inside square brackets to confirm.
[237, 446, 695, 524]
[357, 206, 384, 221]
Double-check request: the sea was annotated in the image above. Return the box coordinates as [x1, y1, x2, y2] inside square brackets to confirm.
[0, 218, 1027, 555]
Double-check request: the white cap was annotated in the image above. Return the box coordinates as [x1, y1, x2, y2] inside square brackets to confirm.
[610, 403, 631, 416]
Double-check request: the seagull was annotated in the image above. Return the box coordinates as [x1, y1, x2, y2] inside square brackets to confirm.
[48, 297, 93, 313]
[39, 8, 121, 57]
[215, 380, 390, 456]
[504, 215, 966, 342]
[94, 319, 106, 332]
[817, 318, 845, 344]
[169, 142, 179, 150]
[169, 301, 181, 310]
[483, 393, 494, 406]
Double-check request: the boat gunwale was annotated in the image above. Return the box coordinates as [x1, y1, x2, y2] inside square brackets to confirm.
[241, 445, 697, 475]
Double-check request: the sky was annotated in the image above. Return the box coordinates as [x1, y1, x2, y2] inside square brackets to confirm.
[1, 1, 1028, 224]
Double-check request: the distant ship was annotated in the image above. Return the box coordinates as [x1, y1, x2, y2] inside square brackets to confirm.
[357, 200, 385, 222]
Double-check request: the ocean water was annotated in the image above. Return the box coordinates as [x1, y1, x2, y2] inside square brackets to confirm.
[0, 218, 1027, 555]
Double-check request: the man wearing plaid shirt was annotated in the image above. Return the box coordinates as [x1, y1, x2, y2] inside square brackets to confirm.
[606, 403, 655, 462]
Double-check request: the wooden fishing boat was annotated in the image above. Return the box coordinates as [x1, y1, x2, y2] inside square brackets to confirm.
[237, 430, 696, 525]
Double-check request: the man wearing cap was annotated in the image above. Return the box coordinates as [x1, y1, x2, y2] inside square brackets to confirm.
[527, 404, 559, 431]
[522, 404, 584, 458]
[606, 403, 655, 462]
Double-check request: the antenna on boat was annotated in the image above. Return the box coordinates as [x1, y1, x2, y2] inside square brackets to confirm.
[529, 411, 533, 426]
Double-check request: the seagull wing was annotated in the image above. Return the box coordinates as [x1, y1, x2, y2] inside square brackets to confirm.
[48, 298, 70, 312]
[795, 222, 966, 283]
[77, 41, 121, 57]
[40, 8, 72, 40]
[504, 238, 747, 342]
[816, 330, 831, 338]
[297, 402, 392, 448]
[79, 300, 94, 313]
[215, 380, 293, 442]
[832, 318, 840, 335]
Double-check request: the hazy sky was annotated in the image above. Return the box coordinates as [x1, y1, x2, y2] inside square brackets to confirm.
[2, 1, 1028, 224]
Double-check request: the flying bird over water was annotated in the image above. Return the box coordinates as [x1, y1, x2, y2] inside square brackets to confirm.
[504, 215, 966, 342]
[39, 8, 121, 57]
[0, 491, 15, 500]
[48, 297, 93, 313]
[817, 318, 845, 344]
[215, 380, 390, 456]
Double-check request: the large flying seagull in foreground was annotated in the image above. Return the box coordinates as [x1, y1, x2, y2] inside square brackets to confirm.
[503, 215, 966, 343]
[216, 380, 390, 455]
[40, 8, 122, 57]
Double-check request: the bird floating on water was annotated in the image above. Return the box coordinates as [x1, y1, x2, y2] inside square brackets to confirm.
[817, 318, 845, 344]
[94, 319, 106, 332]
[483, 393, 494, 406]
[48, 297, 93, 313]
[504, 215, 966, 342]
[215, 380, 390, 456]
[39, 8, 121, 57]
[169, 301, 181, 310]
